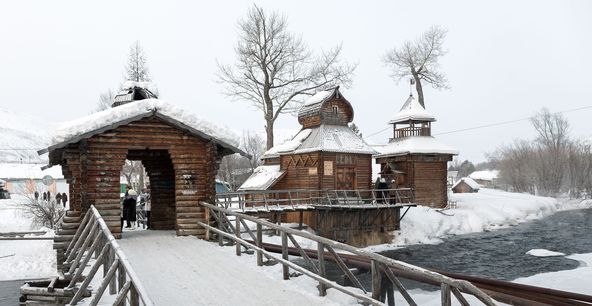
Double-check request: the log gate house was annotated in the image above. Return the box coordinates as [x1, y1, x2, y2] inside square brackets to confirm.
[38, 83, 246, 239]
[374, 95, 458, 208]
[237, 87, 415, 246]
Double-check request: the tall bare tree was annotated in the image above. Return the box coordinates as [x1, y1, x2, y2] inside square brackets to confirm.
[241, 131, 265, 172]
[384, 25, 449, 108]
[125, 41, 151, 82]
[218, 5, 356, 150]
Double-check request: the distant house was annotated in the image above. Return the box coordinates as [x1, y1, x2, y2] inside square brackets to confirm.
[0, 163, 67, 195]
[469, 170, 499, 188]
[215, 179, 231, 193]
[452, 177, 480, 193]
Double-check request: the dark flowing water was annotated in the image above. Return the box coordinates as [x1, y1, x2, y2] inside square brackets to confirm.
[0, 280, 24, 306]
[378, 208, 592, 283]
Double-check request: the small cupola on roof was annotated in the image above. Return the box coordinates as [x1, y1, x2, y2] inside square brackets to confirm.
[297, 86, 354, 129]
[112, 81, 158, 108]
[389, 94, 435, 140]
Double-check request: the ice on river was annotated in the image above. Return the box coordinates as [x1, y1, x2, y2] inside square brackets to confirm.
[526, 248, 566, 257]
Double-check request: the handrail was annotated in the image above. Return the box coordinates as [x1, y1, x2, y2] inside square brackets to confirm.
[216, 188, 416, 212]
[199, 201, 497, 306]
[62, 205, 154, 306]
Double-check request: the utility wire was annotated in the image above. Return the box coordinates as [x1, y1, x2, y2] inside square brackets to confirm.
[363, 104, 592, 140]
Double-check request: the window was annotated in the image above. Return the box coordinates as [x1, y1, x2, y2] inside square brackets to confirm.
[332, 105, 338, 115]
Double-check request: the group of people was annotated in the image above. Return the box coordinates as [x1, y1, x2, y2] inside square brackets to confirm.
[121, 186, 151, 230]
[34, 191, 68, 207]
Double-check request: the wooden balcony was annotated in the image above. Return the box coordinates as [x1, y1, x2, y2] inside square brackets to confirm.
[393, 126, 431, 139]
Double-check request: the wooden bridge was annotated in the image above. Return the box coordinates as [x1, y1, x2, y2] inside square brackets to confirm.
[23, 203, 592, 306]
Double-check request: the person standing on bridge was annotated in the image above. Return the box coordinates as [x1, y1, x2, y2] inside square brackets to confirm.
[123, 189, 138, 229]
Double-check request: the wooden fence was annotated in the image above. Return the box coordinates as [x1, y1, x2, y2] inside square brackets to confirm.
[199, 201, 497, 306]
[216, 188, 416, 212]
[63, 206, 154, 306]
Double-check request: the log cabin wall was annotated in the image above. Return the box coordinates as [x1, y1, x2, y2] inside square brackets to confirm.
[320, 99, 353, 126]
[58, 116, 218, 238]
[377, 154, 451, 208]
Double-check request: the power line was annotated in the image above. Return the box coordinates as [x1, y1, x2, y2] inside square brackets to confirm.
[363, 104, 592, 139]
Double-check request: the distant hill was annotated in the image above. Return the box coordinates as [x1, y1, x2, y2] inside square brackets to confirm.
[0, 109, 53, 164]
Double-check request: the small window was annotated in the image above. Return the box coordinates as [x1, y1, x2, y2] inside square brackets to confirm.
[332, 105, 338, 114]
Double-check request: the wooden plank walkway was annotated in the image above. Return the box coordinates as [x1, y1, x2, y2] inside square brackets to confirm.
[117, 230, 340, 306]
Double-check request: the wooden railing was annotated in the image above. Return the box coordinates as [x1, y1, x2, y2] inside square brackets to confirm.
[394, 126, 431, 138]
[198, 202, 497, 306]
[216, 188, 415, 212]
[63, 206, 154, 306]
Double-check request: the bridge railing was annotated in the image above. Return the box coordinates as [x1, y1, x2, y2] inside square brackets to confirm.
[62, 205, 154, 306]
[215, 188, 415, 212]
[198, 201, 497, 306]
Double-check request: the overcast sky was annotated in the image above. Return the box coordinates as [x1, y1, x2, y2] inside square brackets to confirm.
[1, 0, 591, 163]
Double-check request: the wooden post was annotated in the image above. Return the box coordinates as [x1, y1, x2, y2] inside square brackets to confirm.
[117, 261, 126, 305]
[109, 248, 117, 295]
[441, 283, 451, 306]
[298, 210, 304, 230]
[218, 210, 223, 246]
[235, 216, 241, 256]
[256, 223, 263, 266]
[130, 283, 139, 306]
[371, 260, 383, 301]
[317, 242, 327, 296]
[281, 232, 289, 280]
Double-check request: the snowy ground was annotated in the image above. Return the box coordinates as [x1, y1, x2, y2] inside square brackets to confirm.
[0, 195, 56, 281]
[117, 230, 360, 306]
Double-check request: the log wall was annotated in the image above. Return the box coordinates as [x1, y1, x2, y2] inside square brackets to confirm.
[58, 116, 220, 238]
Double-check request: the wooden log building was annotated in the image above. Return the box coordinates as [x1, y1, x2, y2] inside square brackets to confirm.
[375, 95, 458, 208]
[38, 84, 246, 238]
[239, 87, 407, 246]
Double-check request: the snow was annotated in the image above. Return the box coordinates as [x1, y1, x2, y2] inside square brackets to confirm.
[294, 125, 377, 156]
[452, 177, 480, 190]
[469, 170, 499, 181]
[366, 188, 559, 250]
[304, 89, 334, 106]
[0, 108, 52, 164]
[239, 165, 285, 191]
[262, 129, 312, 159]
[120, 81, 158, 94]
[50, 99, 240, 150]
[389, 95, 436, 124]
[0, 194, 57, 281]
[0, 163, 63, 179]
[118, 230, 354, 306]
[526, 248, 566, 257]
[374, 136, 458, 157]
[513, 253, 592, 295]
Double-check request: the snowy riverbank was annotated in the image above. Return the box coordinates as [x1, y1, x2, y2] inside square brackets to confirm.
[366, 188, 570, 251]
[0, 195, 57, 281]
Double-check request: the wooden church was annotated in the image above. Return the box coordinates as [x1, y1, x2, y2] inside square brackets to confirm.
[241, 86, 376, 192]
[374, 95, 458, 208]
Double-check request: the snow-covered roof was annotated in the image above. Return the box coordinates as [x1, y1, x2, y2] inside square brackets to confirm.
[374, 136, 458, 158]
[389, 95, 436, 124]
[41, 99, 245, 157]
[469, 170, 499, 181]
[0, 163, 64, 180]
[238, 165, 285, 191]
[262, 125, 376, 159]
[452, 177, 480, 190]
[297, 87, 353, 123]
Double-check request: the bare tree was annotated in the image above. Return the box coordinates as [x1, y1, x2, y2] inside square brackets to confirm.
[384, 25, 449, 108]
[241, 131, 265, 172]
[95, 89, 114, 112]
[125, 41, 152, 83]
[218, 5, 356, 150]
[20, 197, 64, 229]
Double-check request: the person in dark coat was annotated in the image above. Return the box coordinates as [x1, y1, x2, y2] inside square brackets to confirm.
[42, 192, 47, 202]
[34, 191, 39, 201]
[56, 193, 62, 205]
[123, 189, 138, 229]
[61, 193, 68, 207]
[376, 178, 389, 203]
